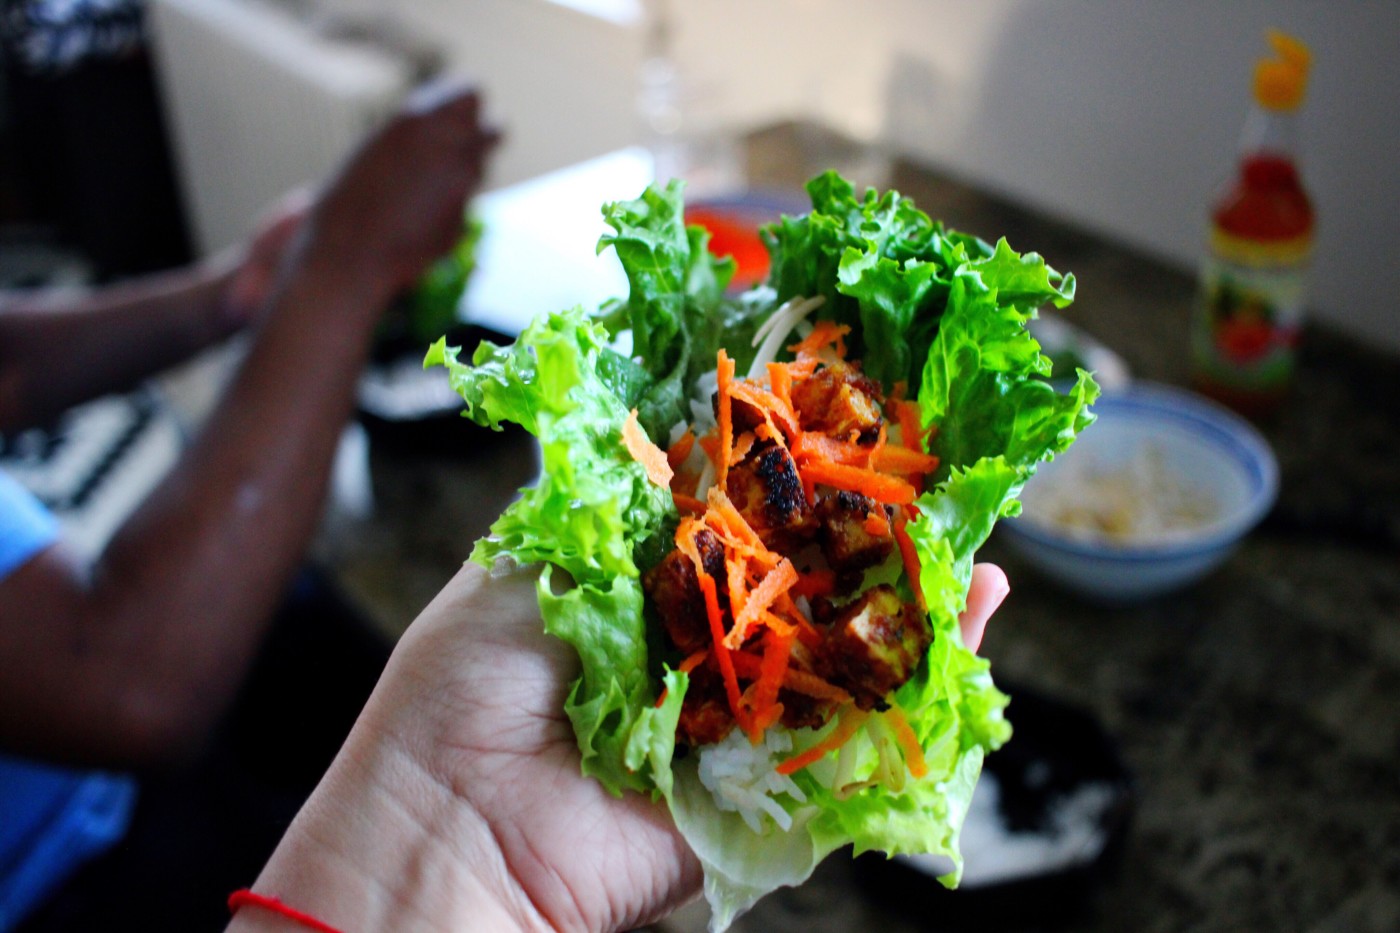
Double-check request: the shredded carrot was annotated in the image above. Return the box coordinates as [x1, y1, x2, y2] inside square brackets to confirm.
[716, 349, 735, 487]
[767, 362, 793, 412]
[789, 320, 850, 361]
[655, 648, 711, 708]
[679, 648, 710, 674]
[698, 573, 745, 728]
[623, 409, 673, 488]
[777, 706, 869, 775]
[893, 400, 925, 454]
[730, 430, 756, 465]
[791, 568, 837, 599]
[728, 381, 799, 440]
[705, 488, 767, 553]
[863, 512, 892, 538]
[874, 445, 940, 475]
[726, 555, 748, 629]
[753, 631, 793, 728]
[697, 431, 721, 466]
[730, 653, 850, 704]
[792, 432, 870, 466]
[799, 459, 917, 506]
[883, 707, 929, 779]
[893, 513, 926, 614]
[760, 609, 798, 639]
[725, 559, 798, 649]
[672, 492, 706, 513]
[666, 428, 696, 469]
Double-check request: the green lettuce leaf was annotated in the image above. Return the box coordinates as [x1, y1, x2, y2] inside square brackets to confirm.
[424, 307, 674, 793]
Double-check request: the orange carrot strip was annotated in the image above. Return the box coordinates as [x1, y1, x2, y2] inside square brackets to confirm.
[697, 430, 721, 465]
[623, 409, 673, 488]
[781, 667, 851, 703]
[893, 400, 925, 454]
[893, 513, 926, 614]
[772, 592, 824, 651]
[729, 381, 800, 440]
[767, 362, 793, 412]
[749, 629, 793, 731]
[777, 706, 869, 775]
[730, 430, 756, 465]
[666, 428, 696, 469]
[699, 573, 745, 727]
[706, 488, 768, 553]
[863, 512, 892, 537]
[679, 648, 710, 674]
[672, 492, 707, 513]
[873, 445, 941, 475]
[792, 432, 870, 466]
[655, 649, 711, 708]
[791, 568, 837, 599]
[789, 320, 850, 361]
[726, 553, 748, 629]
[883, 707, 929, 779]
[725, 559, 798, 649]
[761, 609, 798, 638]
[716, 349, 735, 487]
[730, 653, 850, 704]
[799, 459, 917, 506]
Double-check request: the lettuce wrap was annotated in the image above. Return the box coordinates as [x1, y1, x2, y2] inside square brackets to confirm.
[425, 171, 1098, 930]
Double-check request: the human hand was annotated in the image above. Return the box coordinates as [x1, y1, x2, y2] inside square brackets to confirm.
[301, 80, 501, 307]
[220, 189, 312, 329]
[355, 560, 1010, 930]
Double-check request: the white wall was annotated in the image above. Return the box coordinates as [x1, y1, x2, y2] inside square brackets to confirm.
[321, 0, 645, 189]
[662, 1, 1400, 351]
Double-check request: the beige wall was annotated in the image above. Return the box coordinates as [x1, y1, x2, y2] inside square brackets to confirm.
[661, 1, 1400, 351]
[312, 0, 1399, 350]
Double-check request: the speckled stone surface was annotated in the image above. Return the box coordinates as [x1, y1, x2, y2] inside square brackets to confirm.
[326, 123, 1400, 933]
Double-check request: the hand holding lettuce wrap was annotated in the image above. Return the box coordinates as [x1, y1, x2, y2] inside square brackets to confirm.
[232, 557, 1008, 932]
[421, 172, 1097, 929]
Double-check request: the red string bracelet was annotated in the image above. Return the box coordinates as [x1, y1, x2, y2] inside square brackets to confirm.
[227, 888, 344, 933]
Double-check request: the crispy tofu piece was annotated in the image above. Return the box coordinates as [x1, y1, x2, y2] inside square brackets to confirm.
[816, 584, 929, 710]
[817, 490, 895, 575]
[725, 442, 817, 551]
[643, 529, 726, 655]
[677, 667, 736, 746]
[790, 361, 885, 443]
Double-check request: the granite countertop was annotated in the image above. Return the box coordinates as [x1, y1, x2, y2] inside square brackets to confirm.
[325, 123, 1400, 932]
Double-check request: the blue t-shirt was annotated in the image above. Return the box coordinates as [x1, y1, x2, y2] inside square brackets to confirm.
[0, 469, 136, 931]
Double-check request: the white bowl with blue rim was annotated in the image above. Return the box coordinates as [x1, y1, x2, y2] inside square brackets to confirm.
[999, 381, 1279, 602]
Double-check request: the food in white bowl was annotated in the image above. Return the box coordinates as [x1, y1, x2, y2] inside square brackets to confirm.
[999, 381, 1278, 601]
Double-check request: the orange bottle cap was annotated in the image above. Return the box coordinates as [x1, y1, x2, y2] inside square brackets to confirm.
[1253, 29, 1311, 111]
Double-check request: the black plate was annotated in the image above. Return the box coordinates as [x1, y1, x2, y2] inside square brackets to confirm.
[854, 682, 1135, 929]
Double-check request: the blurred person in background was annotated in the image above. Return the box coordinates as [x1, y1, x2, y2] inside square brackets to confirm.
[0, 82, 499, 931]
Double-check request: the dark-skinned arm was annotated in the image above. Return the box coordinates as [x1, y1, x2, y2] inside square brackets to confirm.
[0, 84, 499, 771]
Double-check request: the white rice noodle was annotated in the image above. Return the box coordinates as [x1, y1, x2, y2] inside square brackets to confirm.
[698, 728, 808, 834]
[748, 295, 825, 379]
[693, 458, 716, 502]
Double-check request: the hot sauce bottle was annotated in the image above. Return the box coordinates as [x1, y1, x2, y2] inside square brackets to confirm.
[1191, 30, 1314, 417]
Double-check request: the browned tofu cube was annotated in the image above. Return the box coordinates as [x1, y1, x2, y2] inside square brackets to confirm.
[677, 667, 736, 746]
[817, 490, 895, 575]
[790, 361, 885, 443]
[725, 442, 816, 551]
[816, 584, 930, 710]
[642, 529, 726, 654]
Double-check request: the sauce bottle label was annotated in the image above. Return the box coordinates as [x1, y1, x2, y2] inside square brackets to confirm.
[1191, 228, 1312, 391]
